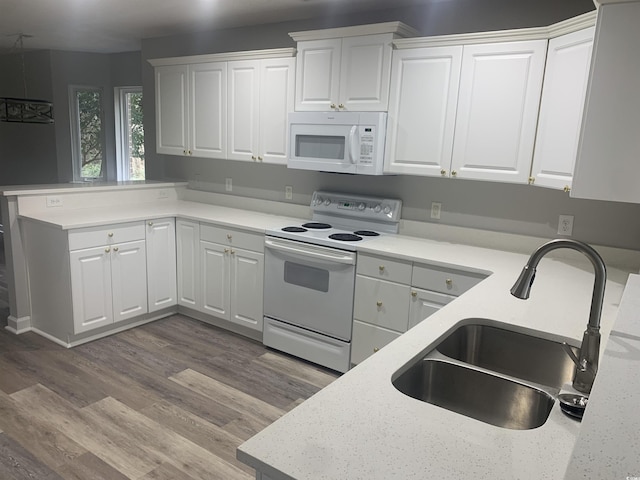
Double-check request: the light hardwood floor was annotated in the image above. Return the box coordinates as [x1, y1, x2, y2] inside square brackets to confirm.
[0, 315, 339, 479]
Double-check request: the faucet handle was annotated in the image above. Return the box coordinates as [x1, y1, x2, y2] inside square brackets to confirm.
[562, 342, 587, 372]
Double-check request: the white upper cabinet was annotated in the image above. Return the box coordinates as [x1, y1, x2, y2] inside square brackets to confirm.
[385, 46, 463, 176]
[451, 40, 547, 183]
[531, 27, 595, 191]
[189, 62, 227, 158]
[291, 23, 418, 112]
[295, 35, 392, 112]
[572, 2, 640, 203]
[155, 65, 188, 156]
[228, 57, 295, 164]
[155, 62, 226, 158]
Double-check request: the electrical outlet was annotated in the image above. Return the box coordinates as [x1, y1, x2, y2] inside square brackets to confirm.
[558, 214, 574, 236]
[431, 202, 442, 220]
[225, 178, 232, 192]
[46, 196, 63, 208]
[157, 190, 168, 199]
[285, 186, 293, 200]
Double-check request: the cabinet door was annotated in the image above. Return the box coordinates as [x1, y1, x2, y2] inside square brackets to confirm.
[531, 28, 594, 191]
[451, 40, 547, 183]
[155, 65, 188, 155]
[295, 39, 342, 111]
[385, 46, 463, 176]
[190, 62, 227, 158]
[111, 240, 148, 323]
[230, 248, 264, 331]
[573, 2, 640, 203]
[228, 60, 260, 161]
[339, 34, 393, 111]
[353, 276, 410, 332]
[408, 288, 455, 330]
[259, 57, 295, 164]
[146, 218, 177, 313]
[351, 320, 401, 365]
[200, 240, 230, 319]
[176, 219, 200, 308]
[70, 246, 113, 334]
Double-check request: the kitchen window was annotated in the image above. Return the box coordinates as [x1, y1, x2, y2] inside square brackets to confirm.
[69, 86, 106, 181]
[115, 87, 145, 180]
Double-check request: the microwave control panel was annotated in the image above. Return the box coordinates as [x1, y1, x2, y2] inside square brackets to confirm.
[358, 126, 375, 164]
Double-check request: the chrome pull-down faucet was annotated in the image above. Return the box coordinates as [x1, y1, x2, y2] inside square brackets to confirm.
[510, 239, 606, 394]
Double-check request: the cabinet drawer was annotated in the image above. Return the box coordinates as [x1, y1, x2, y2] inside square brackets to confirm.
[357, 253, 412, 284]
[412, 263, 486, 296]
[68, 222, 145, 251]
[351, 320, 401, 365]
[354, 276, 410, 332]
[200, 223, 263, 252]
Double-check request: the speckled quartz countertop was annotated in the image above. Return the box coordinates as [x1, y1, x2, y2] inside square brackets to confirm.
[12, 189, 640, 479]
[237, 234, 636, 480]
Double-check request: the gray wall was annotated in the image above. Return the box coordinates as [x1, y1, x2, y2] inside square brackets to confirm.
[0, 51, 58, 185]
[1, 50, 142, 185]
[142, 1, 640, 251]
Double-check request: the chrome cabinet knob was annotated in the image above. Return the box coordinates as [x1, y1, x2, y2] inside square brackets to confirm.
[251, 155, 257, 160]
[376, 301, 383, 307]
[564, 185, 571, 193]
[224, 248, 230, 253]
[338, 103, 345, 109]
[330, 103, 337, 109]
[440, 169, 447, 176]
[108, 232, 114, 237]
[373, 347, 380, 353]
[411, 291, 417, 297]
[148, 221, 153, 226]
[379, 265, 385, 272]
[113, 246, 119, 252]
[258, 156, 263, 161]
[227, 234, 232, 240]
[451, 170, 457, 177]
[105, 247, 111, 253]
[445, 278, 453, 287]
[230, 249, 235, 254]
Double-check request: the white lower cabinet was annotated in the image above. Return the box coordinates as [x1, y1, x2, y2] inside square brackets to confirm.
[146, 218, 177, 313]
[352, 253, 488, 365]
[177, 221, 265, 332]
[69, 224, 148, 334]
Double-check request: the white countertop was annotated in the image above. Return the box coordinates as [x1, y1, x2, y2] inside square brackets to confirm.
[13, 189, 640, 479]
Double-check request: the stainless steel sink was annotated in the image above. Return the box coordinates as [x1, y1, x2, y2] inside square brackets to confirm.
[436, 323, 577, 390]
[392, 321, 578, 430]
[393, 359, 555, 430]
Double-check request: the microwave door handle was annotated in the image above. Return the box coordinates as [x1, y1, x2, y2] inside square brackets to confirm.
[265, 238, 355, 265]
[348, 125, 358, 164]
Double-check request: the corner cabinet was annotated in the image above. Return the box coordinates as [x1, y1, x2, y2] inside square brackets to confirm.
[150, 48, 295, 163]
[290, 22, 419, 112]
[227, 57, 295, 164]
[572, 1, 640, 204]
[531, 27, 595, 191]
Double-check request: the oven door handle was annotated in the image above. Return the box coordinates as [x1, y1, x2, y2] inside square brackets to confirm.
[265, 238, 356, 265]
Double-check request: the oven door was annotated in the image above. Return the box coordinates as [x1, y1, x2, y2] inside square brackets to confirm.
[264, 236, 356, 341]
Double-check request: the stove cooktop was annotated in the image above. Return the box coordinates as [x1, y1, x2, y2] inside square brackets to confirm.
[266, 223, 382, 251]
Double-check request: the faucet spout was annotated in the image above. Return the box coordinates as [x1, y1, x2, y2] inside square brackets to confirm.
[510, 239, 606, 394]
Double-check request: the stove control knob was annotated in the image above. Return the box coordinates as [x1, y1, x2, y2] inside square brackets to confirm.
[315, 196, 323, 206]
[383, 205, 392, 215]
[374, 204, 382, 213]
[324, 199, 331, 206]
[357, 202, 366, 211]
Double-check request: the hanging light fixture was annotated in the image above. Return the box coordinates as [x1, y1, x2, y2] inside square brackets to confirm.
[0, 34, 54, 124]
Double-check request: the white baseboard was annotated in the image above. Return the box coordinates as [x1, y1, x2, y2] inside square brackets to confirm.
[5, 315, 31, 334]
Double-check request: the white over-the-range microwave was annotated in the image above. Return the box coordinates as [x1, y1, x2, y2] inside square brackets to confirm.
[287, 111, 387, 175]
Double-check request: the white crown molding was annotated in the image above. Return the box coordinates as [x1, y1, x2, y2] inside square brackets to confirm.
[289, 21, 420, 42]
[148, 48, 296, 67]
[394, 11, 597, 49]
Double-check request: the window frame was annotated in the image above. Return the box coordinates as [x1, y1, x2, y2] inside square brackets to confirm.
[69, 85, 106, 182]
[114, 86, 144, 181]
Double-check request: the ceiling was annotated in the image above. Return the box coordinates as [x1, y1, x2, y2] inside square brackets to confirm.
[0, 0, 439, 54]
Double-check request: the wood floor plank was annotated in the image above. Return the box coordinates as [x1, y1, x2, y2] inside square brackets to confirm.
[73, 339, 242, 427]
[10, 384, 159, 479]
[83, 396, 252, 480]
[170, 368, 286, 425]
[0, 432, 64, 480]
[0, 390, 86, 469]
[139, 401, 253, 474]
[54, 452, 130, 480]
[140, 462, 199, 480]
[253, 351, 339, 389]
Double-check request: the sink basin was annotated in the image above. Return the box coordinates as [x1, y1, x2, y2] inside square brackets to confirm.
[393, 359, 555, 430]
[436, 323, 576, 390]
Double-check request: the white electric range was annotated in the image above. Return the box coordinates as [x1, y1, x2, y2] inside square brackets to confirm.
[263, 191, 402, 372]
